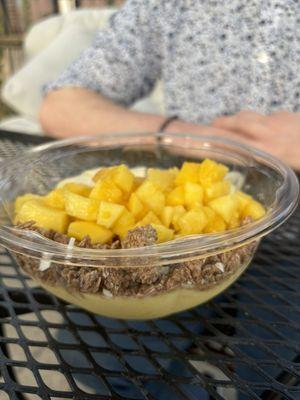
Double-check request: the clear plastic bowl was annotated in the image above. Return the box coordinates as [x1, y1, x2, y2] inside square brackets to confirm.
[0, 133, 298, 319]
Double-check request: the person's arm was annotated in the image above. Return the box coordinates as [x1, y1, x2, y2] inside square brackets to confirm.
[40, 86, 242, 139]
[40, 0, 165, 137]
[213, 110, 300, 170]
[40, 87, 165, 136]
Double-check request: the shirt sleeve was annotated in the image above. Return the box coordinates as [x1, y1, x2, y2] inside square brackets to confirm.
[45, 0, 162, 106]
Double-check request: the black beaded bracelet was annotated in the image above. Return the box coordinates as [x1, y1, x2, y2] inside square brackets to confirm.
[158, 115, 178, 132]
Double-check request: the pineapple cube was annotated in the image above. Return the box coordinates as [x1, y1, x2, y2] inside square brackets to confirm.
[90, 178, 123, 203]
[97, 202, 125, 229]
[178, 207, 208, 234]
[198, 159, 228, 186]
[44, 189, 65, 210]
[204, 180, 231, 202]
[203, 206, 227, 233]
[136, 180, 165, 216]
[151, 224, 174, 243]
[132, 176, 145, 191]
[160, 206, 174, 228]
[15, 193, 41, 214]
[92, 166, 116, 182]
[227, 212, 240, 229]
[166, 186, 185, 206]
[204, 214, 227, 233]
[169, 167, 179, 176]
[128, 193, 146, 219]
[64, 191, 99, 221]
[242, 200, 266, 221]
[68, 221, 113, 244]
[16, 199, 69, 233]
[63, 182, 92, 197]
[171, 205, 186, 231]
[147, 168, 177, 192]
[113, 210, 135, 239]
[138, 211, 161, 226]
[111, 164, 134, 194]
[175, 162, 200, 184]
[209, 194, 238, 224]
[203, 206, 215, 221]
[184, 182, 204, 209]
[235, 191, 252, 212]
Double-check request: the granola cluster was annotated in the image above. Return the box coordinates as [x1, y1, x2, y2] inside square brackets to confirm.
[14, 222, 256, 298]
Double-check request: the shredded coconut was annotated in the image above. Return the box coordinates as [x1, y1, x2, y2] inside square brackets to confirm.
[215, 262, 225, 273]
[102, 289, 113, 298]
[39, 254, 52, 272]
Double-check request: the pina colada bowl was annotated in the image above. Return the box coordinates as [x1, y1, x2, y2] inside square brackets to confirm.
[0, 133, 298, 319]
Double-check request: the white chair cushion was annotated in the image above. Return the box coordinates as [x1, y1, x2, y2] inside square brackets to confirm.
[24, 9, 117, 60]
[0, 116, 42, 135]
[1, 9, 116, 119]
[1, 8, 165, 128]
[24, 15, 64, 60]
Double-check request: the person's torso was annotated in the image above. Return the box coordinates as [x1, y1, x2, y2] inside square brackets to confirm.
[157, 0, 300, 123]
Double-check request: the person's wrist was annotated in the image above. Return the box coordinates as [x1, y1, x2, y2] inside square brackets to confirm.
[157, 116, 179, 133]
[163, 118, 183, 133]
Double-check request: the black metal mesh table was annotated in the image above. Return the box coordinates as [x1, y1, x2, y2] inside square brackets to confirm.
[0, 131, 299, 400]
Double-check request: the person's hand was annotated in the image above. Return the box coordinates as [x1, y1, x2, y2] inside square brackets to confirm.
[165, 118, 247, 139]
[163, 118, 255, 158]
[212, 110, 300, 170]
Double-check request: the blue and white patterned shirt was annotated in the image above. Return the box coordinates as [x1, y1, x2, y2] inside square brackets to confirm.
[47, 0, 300, 124]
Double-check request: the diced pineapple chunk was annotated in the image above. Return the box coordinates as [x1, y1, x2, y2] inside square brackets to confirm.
[111, 164, 135, 194]
[68, 221, 113, 244]
[135, 180, 165, 216]
[227, 211, 240, 229]
[184, 182, 203, 209]
[147, 168, 177, 192]
[44, 189, 65, 210]
[178, 207, 208, 234]
[64, 191, 99, 221]
[138, 211, 161, 226]
[176, 162, 200, 184]
[160, 206, 174, 228]
[235, 191, 252, 212]
[209, 194, 239, 224]
[89, 178, 123, 203]
[203, 206, 215, 221]
[62, 182, 92, 197]
[93, 165, 134, 194]
[198, 159, 228, 186]
[203, 206, 227, 233]
[169, 167, 179, 176]
[16, 200, 69, 233]
[204, 180, 231, 202]
[151, 224, 174, 243]
[15, 193, 41, 214]
[242, 200, 266, 221]
[14, 162, 267, 245]
[204, 213, 227, 233]
[128, 193, 146, 219]
[166, 186, 185, 206]
[97, 202, 125, 229]
[92, 166, 116, 182]
[132, 176, 145, 191]
[171, 205, 186, 231]
[113, 210, 135, 239]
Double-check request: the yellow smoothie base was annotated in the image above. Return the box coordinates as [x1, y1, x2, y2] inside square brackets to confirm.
[37, 260, 250, 319]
